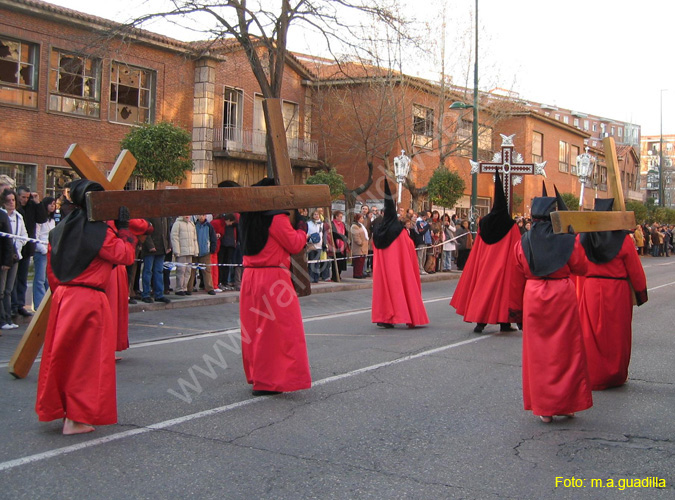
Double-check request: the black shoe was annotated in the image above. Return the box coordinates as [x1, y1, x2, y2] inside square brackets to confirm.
[185, 291, 192, 296]
[175, 291, 186, 296]
[517, 323, 523, 331]
[473, 323, 486, 333]
[155, 297, 171, 304]
[499, 323, 517, 332]
[141, 297, 154, 303]
[128, 298, 137, 304]
[17, 308, 33, 317]
[207, 290, 216, 295]
[376, 322, 394, 329]
[251, 390, 282, 397]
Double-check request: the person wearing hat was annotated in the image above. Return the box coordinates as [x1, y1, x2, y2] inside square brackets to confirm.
[450, 174, 520, 333]
[510, 187, 592, 424]
[371, 179, 428, 329]
[238, 178, 311, 396]
[577, 198, 648, 390]
[35, 180, 137, 435]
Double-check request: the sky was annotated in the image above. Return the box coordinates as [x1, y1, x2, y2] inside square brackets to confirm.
[45, 0, 674, 136]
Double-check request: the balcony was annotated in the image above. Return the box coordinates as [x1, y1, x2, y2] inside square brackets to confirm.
[213, 127, 318, 161]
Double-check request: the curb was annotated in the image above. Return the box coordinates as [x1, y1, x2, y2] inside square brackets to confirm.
[128, 271, 461, 313]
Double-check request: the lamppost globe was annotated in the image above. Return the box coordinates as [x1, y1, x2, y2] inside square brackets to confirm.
[393, 150, 411, 204]
[575, 146, 596, 209]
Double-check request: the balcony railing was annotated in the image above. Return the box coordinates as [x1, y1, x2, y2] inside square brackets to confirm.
[214, 127, 318, 161]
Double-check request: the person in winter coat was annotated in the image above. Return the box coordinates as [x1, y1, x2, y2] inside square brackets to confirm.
[350, 213, 369, 279]
[170, 216, 198, 295]
[189, 215, 217, 294]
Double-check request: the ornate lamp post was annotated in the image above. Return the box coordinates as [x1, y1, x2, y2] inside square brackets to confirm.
[576, 146, 596, 209]
[393, 150, 411, 204]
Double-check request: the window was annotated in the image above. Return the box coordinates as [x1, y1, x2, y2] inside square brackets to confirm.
[532, 131, 543, 163]
[282, 100, 299, 139]
[618, 127, 623, 138]
[457, 120, 492, 160]
[0, 36, 38, 108]
[570, 145, 580, 175]
[584, 120, 589, 131]
[412, 104, 433, 148]
[223, 87, 243, 142]
[558, 141, 570, 173]
[573, 118, 579, 128]
[109, 62, 154, 124]
[592, 123, 597, 132]
[49, 49, 101, 117]
[0, 162, 37, 189]
[563, 116, 569, 124]
[610, 126, 615, 136]
[45, 166, 80, 199]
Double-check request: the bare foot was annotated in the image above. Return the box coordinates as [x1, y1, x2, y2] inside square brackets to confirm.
[115, 356, 123, 362]
[539, 415, 552, 423]
[62, 418, 95, 435]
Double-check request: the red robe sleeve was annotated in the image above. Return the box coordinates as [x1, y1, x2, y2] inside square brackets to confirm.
[269, 214, 307, 255]
[622, 235, 648, 305]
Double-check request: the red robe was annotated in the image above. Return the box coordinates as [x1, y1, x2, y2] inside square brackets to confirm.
[239, 214, 311, 392]
[36, 228, 135, 425]
[578, 235, 647, 390]
[371, 231, 429, 326]
[450, 225, 521, 324]
[511, 240, 593, 416]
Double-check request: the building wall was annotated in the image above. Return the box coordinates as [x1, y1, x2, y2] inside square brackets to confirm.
[0, 4, 195, 193]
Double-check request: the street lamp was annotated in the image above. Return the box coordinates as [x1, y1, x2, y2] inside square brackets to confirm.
[659, 89, 668, 207]
[576, 146, 596, 209]
[393, 149, 411, 204]
[449, 0, 479, 230]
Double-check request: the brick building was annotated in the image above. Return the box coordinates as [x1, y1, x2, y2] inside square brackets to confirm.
[0, 0, 319, 198]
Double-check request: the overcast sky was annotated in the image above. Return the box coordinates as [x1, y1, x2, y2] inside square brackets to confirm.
[45, 0, 673, 136]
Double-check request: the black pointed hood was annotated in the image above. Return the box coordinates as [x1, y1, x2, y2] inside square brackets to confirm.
[49, 179, 108, 282]
[239, 178, 289, 256]
[372, 178, 404, 249]
[579, 198, 627, 263]
[522, 195, 576, 276]
[478, 173, 515, 244]
[542, 181, 548, 197]
[554, 186, 568, 210]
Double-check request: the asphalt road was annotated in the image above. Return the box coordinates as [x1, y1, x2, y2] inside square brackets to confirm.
[0, 257, 673, 499]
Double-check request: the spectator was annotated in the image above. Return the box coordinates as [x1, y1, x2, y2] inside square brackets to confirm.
[0, 188, 15, 331]
[442, 213, 456, 271]
[140, 217, 171, 304]
[33, 196, 56, 309]
[1, 190, 27, 330]
[171, 216, 198, 296]
[350, 213, 369, 279]
[415, 211, 431, 275]
[328, 211, 348, 282]
[455, 219, 473, 270]
[306, 210, 324, 283]
[189, 215, 217, 295]
[13, 186, 47, 316]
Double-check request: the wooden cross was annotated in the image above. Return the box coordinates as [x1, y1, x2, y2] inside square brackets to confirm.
[8, 146, 137, 379]
[551, 137, 636, 233]
[8, 99, 329, 380]
[470, 133, 546, 215]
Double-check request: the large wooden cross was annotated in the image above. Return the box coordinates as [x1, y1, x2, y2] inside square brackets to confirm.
[470, 133, 547, 214]
[551, 137, 636, 233]
[8, 145, 137, 378]
[8, 99, 330, 379]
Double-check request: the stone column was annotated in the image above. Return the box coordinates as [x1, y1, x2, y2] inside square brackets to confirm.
[191, 57, 217, 188]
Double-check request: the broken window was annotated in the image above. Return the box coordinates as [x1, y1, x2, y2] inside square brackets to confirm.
[49, 49, 101, 117]
[0, 36, 38, 108]
[109, 62, 154, 125]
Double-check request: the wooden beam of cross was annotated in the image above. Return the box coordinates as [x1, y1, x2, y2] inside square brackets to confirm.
[551, 137, 636, 233]
[470, 133, 547, 215]
[86, 99, 327, 294]
[8, 145, 137, 379]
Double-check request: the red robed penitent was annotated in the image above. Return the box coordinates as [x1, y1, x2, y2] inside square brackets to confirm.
[36, 228, 135, 425]
[511, 240, 593, 416]
[239, 214, 311, 392]
[450, 225, 521, 324]
[371, 231, 429, 327]
[578, 235, 647, 390]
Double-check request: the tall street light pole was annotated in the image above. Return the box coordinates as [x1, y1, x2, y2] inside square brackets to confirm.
[659, 89, 667, 207]
[470, 0, 479, 232]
